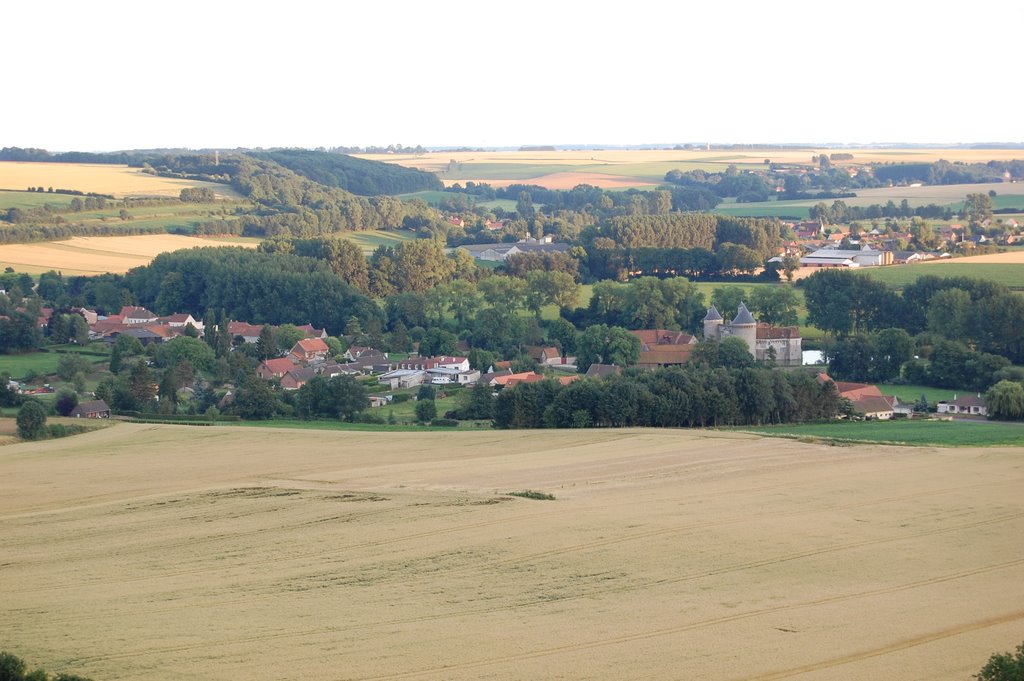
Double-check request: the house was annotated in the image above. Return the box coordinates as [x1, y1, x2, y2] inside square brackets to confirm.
[478, 368, 513, 385]
[120, 306, 158, 325]
[75, 308, 99, 325]
[227, 321, 266, 344]
[159, 313, 204, 332]
[526, 346, 562, 365]
[297, 324, 328, 340]
[937, 394, 988, 417]
[849, 394, 896, 420]
[257, 357, 297, 380]
[70, 399, 111, 418]
[491, 371, 545, 387]
[427, 368, 481, 385]
[281, 367, 318, 390]
[703, 303, 802, 366]
[585, 363, 621, 379]
[393, 356, 470, 372]
[290, 338, 329, 363]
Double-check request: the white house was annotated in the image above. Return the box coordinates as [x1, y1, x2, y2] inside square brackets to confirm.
[937, 394, 988, 417]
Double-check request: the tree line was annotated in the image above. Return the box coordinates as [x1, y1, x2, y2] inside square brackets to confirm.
[493, 366, 845, 429]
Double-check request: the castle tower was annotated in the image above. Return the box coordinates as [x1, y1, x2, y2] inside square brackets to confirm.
[731, 302, 758, 356]
[703, 305, 723, 341]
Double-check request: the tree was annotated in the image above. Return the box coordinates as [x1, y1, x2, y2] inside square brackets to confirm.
[986, 381, 1024, 421]
[975, 641, 1024, 681]
[711, 286, 747, 321]
[964, 192, 994, 226]
[56, 353, 92, 382]
[256, 325, 276, 361]
[748, 286, 799, 326]
[575, 324, 641, 371]
[16, 400, 48, 440]
[415, 398, 437, 423]
[55, 390, 78, 416]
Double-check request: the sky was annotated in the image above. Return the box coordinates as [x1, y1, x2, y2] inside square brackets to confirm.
[4, 0, 1022, 151]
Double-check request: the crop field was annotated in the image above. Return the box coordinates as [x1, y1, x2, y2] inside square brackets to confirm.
[0, 162, 239, 199]
[2, 424, 1022, 680]
[0, 234, 257, 275]
[359, 148, 1024, 191]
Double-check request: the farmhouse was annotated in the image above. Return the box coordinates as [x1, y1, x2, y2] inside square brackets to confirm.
[457, 237, 571, 262]
[227, 321, 265, 344]
[799, 248, 893, 268]
[525, 345, 563, 365]
[280, 367, 317, 390]
[257, 357, 297, 380]
[70, 399, 111, 418]
[120, 306, 158, 325]
[703, 304, 802, 366]
[289, 338, 329, 363]
[585, 363, 621, 379]
[937, 394, 987, 417]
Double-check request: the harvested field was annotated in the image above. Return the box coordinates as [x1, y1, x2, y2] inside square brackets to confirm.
[0, 234, 257, 275]
[464, 170, 658, 190]
[0, 162, 238, 199]
[359, 148, 1024, 190]
[2, 424, 1022, 680]
[919, 251, 1024, 264]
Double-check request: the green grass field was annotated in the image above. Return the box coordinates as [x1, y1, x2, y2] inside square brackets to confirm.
[0, 345, 109, 381]
[739, 419, 1024, 447]
[339, 229, 419, 254]
[0, 190, 80, 210]
[876, 383, 960, 405]
[857, 263, 1024, 289]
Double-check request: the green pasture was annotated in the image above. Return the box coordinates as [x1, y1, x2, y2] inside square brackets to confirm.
[739, 419, 1024, 447]
[875, 383, 960, 405]
[857, 263, 1024, 290]
[0, 345, 109, 381]
[339, 229, 418, 255]
[0, 190, 80, 210]
[397, 191, 519, 212]
[396, 190, 457, 204]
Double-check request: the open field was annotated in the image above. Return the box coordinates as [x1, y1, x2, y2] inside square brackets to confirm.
[742, 419, 1024, 447]
[338, 228, 419, 255]
[0, 234, 258, 275]
[0, 162, 239, 199]
[718, 182, 1024, 219]
[359, 148, 1024, 191]
[876, 383, 960, 405]
[3, 424, 1023, 680]
[857, 260, 1024, 290]
[0, 190, 81, 211]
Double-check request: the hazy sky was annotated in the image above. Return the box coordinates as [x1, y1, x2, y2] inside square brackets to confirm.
[5, 0, 1022, 151]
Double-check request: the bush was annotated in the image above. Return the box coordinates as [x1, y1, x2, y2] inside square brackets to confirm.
[391, 393, 411, 404]
[414, 399, 437, 423]
[429, 418, 459, 427]
[507, 490, 555, 500]
[16, 401, 47, 440]
[355, 411, 385, 424]
[976, 641, 1024, 681]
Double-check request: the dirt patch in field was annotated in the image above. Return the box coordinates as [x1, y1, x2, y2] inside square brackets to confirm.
[0, 234, 257, 275]
[2, 424, 1022, 681]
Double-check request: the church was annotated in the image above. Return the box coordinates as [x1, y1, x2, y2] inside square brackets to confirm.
[702, 302, 802, 366]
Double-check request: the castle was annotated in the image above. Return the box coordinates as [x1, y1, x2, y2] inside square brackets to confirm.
[702, 302, 802, 366]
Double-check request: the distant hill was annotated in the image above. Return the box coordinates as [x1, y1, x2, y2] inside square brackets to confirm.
[253, 149, 442, 196]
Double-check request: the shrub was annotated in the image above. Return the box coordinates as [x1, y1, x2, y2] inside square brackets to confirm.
[16, 401, 47, 440]
[507, 490, 555, 500]
[976, 641, 1024, 681]
[429, 418, 459, 427]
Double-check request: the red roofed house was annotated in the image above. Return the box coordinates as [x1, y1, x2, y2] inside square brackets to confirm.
[120, 306, 158, 325]
[525, 346, 562, 365]
[257, 357, 297, 380]
[492, 372, 545, 388]
[290, 338, 329, 363]
[630, 329, 696, 369]
[227, 321, 266, 344]
[297, 324, 328, 340]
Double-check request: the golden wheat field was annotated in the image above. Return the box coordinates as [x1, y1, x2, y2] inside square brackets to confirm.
[0, 235, 257, 275]
[0, 162, 238, 199]
[2, 424, 1022, 681]
[359, 148, 1024, 190]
